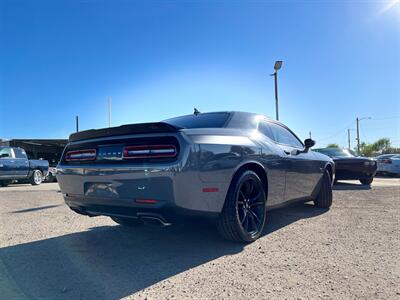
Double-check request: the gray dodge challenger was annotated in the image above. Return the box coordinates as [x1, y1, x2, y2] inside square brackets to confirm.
[56, 111, 334, 242]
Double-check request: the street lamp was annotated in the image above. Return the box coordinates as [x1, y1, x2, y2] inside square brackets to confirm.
[356, 116, 372, 155]
[270, 60, 283, 121]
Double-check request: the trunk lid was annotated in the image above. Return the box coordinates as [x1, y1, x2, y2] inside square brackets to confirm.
[69, 122, 180, 142]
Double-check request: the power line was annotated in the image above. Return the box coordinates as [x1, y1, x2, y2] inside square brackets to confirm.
[318, 116, 399, 142]
[318, 120, 356, 141]
[370, 116, 400, 121]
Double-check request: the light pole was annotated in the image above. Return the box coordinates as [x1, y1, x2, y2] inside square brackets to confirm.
[347, 128, 351, 149]
[76, 116, 79, 132]
[356, 116, 371, 155]
[270, 60, 283, 121]
[108, 96, 112, 127]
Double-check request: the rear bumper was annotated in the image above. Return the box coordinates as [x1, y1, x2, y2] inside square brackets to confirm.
[64, 194, 219, 223]
[56, 162, 230, 222]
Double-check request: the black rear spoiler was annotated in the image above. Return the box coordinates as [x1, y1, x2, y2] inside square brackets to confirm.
[69, 122, 181, 143]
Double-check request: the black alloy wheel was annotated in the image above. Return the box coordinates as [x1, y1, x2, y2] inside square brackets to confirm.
[217, 170, 267, 243]
[237, 176, 266, 237]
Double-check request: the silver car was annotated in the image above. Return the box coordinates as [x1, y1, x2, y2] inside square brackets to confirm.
[377, 154, 400, 176]
[56, 111, 334, 242]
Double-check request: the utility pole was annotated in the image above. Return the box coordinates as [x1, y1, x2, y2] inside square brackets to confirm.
[356, 117, 360, 154]
[108, 96, 111, 127]
[356, 116, 371, 155]
[347, 128, 351, 149]
[270, 61, 283, 121]
[309, 131, 312, 139]
[76, 116, 79, 132]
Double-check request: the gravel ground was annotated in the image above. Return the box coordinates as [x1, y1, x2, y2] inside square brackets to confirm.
[0, 178, 399, 300]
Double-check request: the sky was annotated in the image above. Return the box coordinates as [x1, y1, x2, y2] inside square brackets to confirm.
[1, 0, 399, 149]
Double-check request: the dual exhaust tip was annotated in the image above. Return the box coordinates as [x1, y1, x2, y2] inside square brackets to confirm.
[70, 207, 171, 226]
[136, 212, 172, 226]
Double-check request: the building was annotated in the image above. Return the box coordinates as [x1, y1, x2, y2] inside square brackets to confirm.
[0, 139, 67, 166]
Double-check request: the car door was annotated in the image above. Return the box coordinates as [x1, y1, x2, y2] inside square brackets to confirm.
[0, 147, 16, 178]
[267, 122, 321, 201]
[13, 148, 30, 177]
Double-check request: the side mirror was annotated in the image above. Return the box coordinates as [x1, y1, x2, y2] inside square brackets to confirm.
[0, 153, 10, 158]
[304, 138, 316, 149]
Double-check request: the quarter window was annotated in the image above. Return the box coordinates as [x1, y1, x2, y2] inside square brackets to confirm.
[264, 122, 303, 148]
[258, 121, 274, 140]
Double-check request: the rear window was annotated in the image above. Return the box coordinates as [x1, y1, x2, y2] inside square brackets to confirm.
[164, 112, 230, 129]
[14, 148, 27, 159]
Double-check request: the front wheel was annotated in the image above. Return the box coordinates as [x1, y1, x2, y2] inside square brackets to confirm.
[360, 177, 373, 185]
[30, 170, 43, 185]
[314, 170, 333, 208]
[217, 170, 267, 243]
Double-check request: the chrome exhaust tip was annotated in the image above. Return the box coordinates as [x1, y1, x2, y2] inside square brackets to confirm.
[136, 212, 172, 226]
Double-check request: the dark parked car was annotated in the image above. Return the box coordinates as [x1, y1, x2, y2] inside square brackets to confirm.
[314, 148, 377, 185]
[0, 146, 49, 186]
[57, 111, 334, 242]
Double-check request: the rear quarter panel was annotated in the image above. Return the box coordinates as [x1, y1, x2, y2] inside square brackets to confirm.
[185, 129, 285, 209]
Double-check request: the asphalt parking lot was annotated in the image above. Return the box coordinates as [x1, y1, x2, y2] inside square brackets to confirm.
[0, 178, 399, 300]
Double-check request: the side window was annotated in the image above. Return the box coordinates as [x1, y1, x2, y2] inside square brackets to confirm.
[14, 148, 27, 159]
[258, 121, 274, 140]
[268, 123, 304, 149]
[0, 147, 13, 159]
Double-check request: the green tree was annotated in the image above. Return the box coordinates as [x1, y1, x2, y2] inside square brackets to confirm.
[358, 138, 392, 156]
[326, 143, 339, 148]
[372, 138, 391, 152]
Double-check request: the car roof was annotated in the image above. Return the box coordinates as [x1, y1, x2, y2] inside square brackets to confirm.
[164, 111, 282, 129]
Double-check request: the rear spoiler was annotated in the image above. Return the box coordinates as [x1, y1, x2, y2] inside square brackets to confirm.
[69, 122, 181, 143]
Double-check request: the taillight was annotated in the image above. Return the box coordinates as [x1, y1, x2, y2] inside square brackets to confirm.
[135, 199, 158, 204]
[65, 149, 97, 161]
[382, 159, 392, 164]
[123, 145, 177, 159]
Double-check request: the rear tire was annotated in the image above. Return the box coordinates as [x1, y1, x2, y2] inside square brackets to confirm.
[360, 177, 373, 185]
[314, 170, 333, 208]
[30, 170, 43, 185]
[111, 217, 143, 227]
[217, 170, 267, 243]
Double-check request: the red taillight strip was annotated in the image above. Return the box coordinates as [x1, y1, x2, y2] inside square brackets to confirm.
[123, 145, 177, 159]
[65, 149, 97, 161]
[202, 187, 219, 193]
[135, 199, 158, 204]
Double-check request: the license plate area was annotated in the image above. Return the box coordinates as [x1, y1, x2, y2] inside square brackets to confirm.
[97, 145, 124, 161]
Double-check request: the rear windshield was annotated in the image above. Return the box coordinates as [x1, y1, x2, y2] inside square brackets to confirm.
[163, 112, 230, 129]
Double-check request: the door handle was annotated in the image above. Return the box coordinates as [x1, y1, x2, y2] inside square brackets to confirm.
[284, 150, 291, 155]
